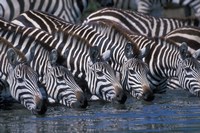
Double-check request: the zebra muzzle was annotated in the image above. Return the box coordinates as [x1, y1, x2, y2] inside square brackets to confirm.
[72, 91, 88, 109]
[113, 85, 127, 104]
[141, 85, 155, 101]
[32, 95, 47, 115]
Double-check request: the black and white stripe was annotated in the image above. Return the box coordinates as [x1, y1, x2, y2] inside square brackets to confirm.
[8, 17, 128, 104]
[0, 37, 47, 114]
[11, 10, 154, 101]
[130, 34, 200, 96]
[0, 19, 88, 108]
[0, 0, 88, 23]
[164, 26, 200, 53]
[109, 0, 200, 17]
[84, 7, 200, 37]
[137, 0, 200, 17]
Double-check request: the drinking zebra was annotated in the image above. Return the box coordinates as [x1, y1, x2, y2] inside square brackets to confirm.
[86, 16, 200, 96]
[3, 19, 127, 104]
[0, 19, 88, 108]
[12, 10, 155, 101]
[0, 37, 47, 114]
[87, 20, 200, 96]
[83, 7, 200, 37]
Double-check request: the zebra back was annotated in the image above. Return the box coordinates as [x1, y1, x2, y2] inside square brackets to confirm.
[84, 7, 200, 37]
[164, 26, 200, 53]
[0, 0, 88, 22]
[0, 36, 47, 114]
[137, 0, 200, 17]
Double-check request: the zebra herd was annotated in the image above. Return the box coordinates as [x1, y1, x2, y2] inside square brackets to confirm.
[0, 0, 200, 115]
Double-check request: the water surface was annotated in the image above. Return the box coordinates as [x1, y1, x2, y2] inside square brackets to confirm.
[1, 89, 200, 133]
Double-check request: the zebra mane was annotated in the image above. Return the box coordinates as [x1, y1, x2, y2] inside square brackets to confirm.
[0, 37, 27, 62]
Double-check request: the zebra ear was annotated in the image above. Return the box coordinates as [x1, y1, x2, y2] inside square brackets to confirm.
[138, 45, 150, 59]
[7, 48, 17, 67]
[179, 42, 188, 60]
[192, 49, 200, 59]
[89, 46, 100, 63]
[49, 49, 58, 65]
[125, 42, 134, 59]
[26, 45, 36, 63]
[101, 49, 112, 61]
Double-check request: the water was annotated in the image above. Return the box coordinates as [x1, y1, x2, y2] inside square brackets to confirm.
[1, 89, 200, 133]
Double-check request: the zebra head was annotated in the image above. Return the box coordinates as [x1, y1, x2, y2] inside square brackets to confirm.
[44, 49, 87, 108]
[87, 46, 127, 104]
[122, 43, 154, 101]
[7, 48, 47, 115]
[177, 42, 200, 96]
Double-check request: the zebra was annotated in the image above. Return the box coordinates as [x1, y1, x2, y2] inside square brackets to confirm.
[11, 10, 155, 101]
[85, 17, 200, 96]
[0, 37, 47, 114]
[83, 7, 200, 37]
[163, 26, 200, 90]
[0, 19, 88, 108]
[84, 19, 200, 96]
[1, 18, 127, 104]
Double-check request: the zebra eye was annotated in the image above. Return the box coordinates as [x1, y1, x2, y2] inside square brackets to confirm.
[17, 77, 24, 83]
[129, 69, 136, 74]
[184, 67, 192, 72]
[96, 71, 104, 76]
[57, 75, 64, 80]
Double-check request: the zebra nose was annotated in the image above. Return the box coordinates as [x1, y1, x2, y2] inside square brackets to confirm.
[114, 85, 127, 104]
[33, 95, 47, 115]
[72, 91, 88, 108]
[142, 85, 155, 101]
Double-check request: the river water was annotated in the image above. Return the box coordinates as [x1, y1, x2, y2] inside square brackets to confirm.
[1, 89, 200, 133]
